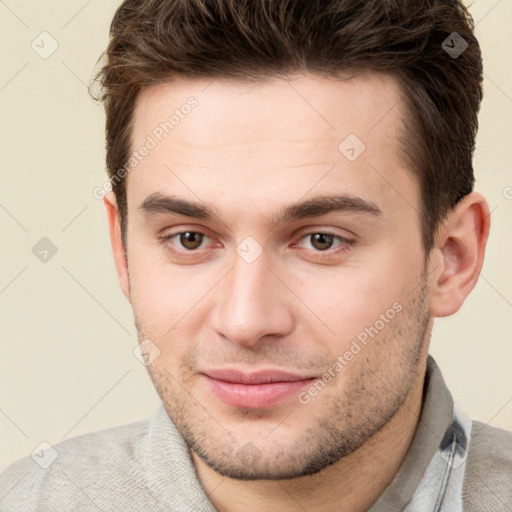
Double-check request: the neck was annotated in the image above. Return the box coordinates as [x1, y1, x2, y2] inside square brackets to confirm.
[192, 366, 427, 512]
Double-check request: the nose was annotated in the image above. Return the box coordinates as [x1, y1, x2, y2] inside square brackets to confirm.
[210, 253, 294, 349]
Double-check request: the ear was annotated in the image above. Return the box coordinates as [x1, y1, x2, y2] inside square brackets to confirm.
[428, 191, 490, 317]
[103, 191, 130, 301]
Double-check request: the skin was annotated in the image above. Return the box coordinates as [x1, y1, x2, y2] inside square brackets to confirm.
[104, 72, 489, 511]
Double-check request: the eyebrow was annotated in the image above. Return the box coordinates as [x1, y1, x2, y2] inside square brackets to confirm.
[139, 192, 382, 225]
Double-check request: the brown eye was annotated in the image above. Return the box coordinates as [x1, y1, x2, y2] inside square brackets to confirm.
[179, 231, 205, 250]
[309, 233, 335, 251]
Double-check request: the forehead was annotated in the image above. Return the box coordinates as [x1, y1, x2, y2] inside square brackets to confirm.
[127, 72, 417, 223]
[133, 71, 405, 150]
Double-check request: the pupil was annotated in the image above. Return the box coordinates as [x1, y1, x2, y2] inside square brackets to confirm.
[312, 233, 333, 250]
[180, 232, 203, 249]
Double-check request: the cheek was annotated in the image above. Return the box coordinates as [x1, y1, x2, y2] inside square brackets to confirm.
[128, 251, 185, 336]
[128, 248, 217, 348]
[295, 250, 422, 345]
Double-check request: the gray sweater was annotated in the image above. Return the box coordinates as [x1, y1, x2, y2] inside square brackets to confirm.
[1, 356, 511, 511]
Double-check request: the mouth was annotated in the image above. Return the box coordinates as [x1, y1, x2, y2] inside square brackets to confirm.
[201, 369, 317, 409]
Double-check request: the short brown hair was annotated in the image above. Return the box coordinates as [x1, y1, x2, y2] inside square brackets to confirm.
[90, 0, 483, 252]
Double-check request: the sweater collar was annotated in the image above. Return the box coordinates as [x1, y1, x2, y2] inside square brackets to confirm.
[368, 355, 457, 511]
[146, 355, 455, 511]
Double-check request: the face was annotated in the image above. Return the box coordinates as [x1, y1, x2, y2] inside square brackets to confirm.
[122, 72, 431, 479]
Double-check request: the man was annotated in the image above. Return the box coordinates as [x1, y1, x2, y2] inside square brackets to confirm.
[1, 0, 511, 510]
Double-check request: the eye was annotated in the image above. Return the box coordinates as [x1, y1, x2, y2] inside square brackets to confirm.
[298, 232, 353, 252]
[162, 231, 210, 251]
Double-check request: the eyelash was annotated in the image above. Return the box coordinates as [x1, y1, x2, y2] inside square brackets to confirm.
[158, 229, 355, 260]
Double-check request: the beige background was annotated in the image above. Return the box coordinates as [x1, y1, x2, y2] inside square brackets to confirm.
[0, 0, 511, 472]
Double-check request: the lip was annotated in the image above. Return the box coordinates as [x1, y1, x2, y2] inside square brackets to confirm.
[201, 369, 316, 409]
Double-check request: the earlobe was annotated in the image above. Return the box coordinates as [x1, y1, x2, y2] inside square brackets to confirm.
[103, 192, 131, 301]
[429, 192, 490, 318]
